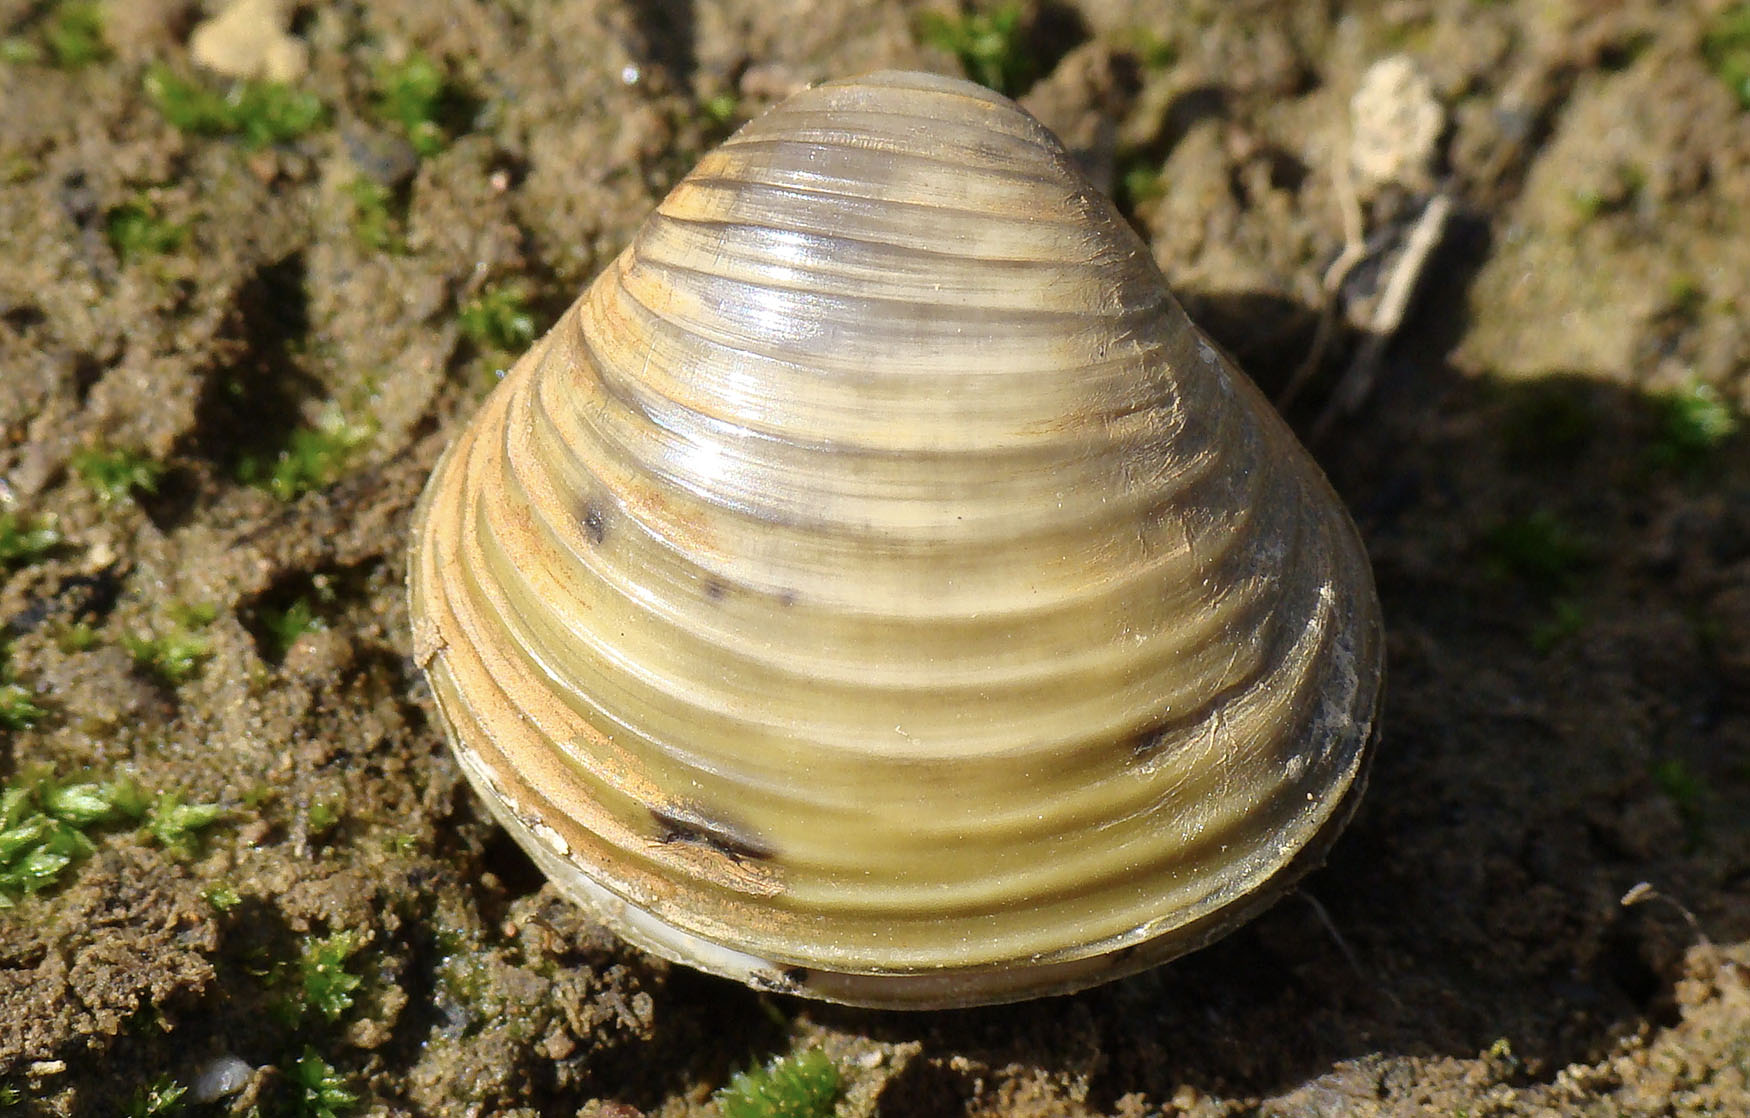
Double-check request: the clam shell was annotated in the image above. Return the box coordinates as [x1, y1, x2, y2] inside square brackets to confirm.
[408, 70, 1384, 1008]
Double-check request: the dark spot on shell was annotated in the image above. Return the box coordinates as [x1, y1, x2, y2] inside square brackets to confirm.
[1129, 726, 1167, 759]
[1126, 710, 1200, 760]
[581, 503, 607, 545]
[782, 966, 809, 986]
[777, 589, 797, 608]
[651, 802, 774, 862]
[702, 577, 727, 601]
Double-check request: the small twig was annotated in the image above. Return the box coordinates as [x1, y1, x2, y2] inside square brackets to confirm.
[1312, 192, 1451, 441]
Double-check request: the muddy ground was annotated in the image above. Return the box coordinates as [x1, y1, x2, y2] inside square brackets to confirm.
[3, 0, 1749, 1115]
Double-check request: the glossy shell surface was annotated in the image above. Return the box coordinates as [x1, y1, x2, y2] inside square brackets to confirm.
[408, 70, 1384, 1008]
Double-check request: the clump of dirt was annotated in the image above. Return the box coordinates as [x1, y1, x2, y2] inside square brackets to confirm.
[1, 0, 1747, 1116]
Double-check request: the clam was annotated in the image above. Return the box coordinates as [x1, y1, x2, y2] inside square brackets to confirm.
[407, 70, 1384, 1009]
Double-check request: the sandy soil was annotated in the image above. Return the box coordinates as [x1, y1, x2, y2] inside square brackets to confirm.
[2, 1, 1748, 1115]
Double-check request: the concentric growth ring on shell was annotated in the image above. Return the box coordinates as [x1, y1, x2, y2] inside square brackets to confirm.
[408, 69, 1384, 1008]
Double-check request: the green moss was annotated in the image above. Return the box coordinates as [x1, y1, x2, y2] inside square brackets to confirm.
[701, 91, 740, 127]
[715, 1049, 842, 1118]
[1528, 597, 1586, 654]
[1, 2, 110, 68]
[458, 283, 540, 383]
[123, 602, 216, 685]
[1117, 27, 1177, 70]
[55, 621, 99, 653]
[1481, 511, 1592, 595]
[1650, 756, 1712, 847]
[1119, 159, 1164, 214]
[0, 767, 221, 894]
[373, 52, 462, 157]
[1619, 163, 1648, 198]
[1647, 380, 1739, 474]
[1477, 1036, 1525, 1086]
[239, 408, 377, 500]
[1651, 757, 1705, 833]
[0, 641, 44, 730]
[202, 882, 242, 911]
[44, 1, 108, 67]
[289, 1049, 356, 1118]
[0, 511, 60, 569]
[916, 2, 1034, 96]
[294, 931, 364, 1022]
[172, 601, 217, 628]
[459, 282, 538, 353]
[104, 200, 187, 265]
[145, 792, 224, 856]
[1664, 275, 1706, 322]
[0, 683, 46, 730]
[345, 177, 405, 254]
[306, 798, 342, 837]
[0, 767, 149, 904]
[121, 627, 210, 685]
[71, 446, 167, 505]
[125, 1074, 187, 1118]
[261, 597, 325, 660]
[1568, 187, 1605, 222]
[145, 63, 327, 148]
[1703, 3, 1750, 109]
[434, 950, 492, 1019]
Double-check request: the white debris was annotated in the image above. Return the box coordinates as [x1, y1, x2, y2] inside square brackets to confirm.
[190, 0, 309, 83]
[1349, 55, 1444, 194]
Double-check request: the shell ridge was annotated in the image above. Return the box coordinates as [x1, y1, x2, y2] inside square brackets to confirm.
[666, 166, 1130, 251]
[486, 393, 1314, 792]
[591, 280, 1185, 425]
[724, 106, 1067, 169]
[642, 209, 1145, 297]
[621, 250, 1163, 346]
[448, 495, 791, 902]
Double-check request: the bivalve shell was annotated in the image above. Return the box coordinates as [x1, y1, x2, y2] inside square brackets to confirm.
[408, 70, 1384, 1008]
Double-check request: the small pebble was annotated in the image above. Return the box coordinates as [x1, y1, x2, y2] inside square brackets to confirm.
[193, 1055, 254, 1103]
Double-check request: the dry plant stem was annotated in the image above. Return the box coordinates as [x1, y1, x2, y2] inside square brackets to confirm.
[1621, 881, 1738, 983]
[1621, 881, 1712, 948]
[1279, 151, 1369, 411]
[1313, 192, 1453, 442]
[1297, 890, 1363, 976]
[1296, 888, 1406, 1010]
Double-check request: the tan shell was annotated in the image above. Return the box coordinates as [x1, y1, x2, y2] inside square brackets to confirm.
[408, 70, 1384, 1009]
